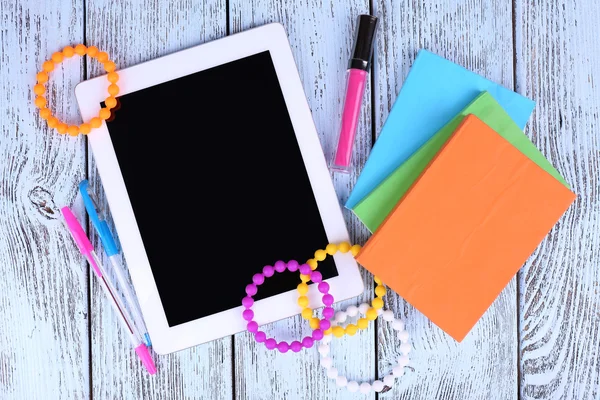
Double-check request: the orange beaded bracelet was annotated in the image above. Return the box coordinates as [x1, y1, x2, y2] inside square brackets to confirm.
[34, 44, 119, 137]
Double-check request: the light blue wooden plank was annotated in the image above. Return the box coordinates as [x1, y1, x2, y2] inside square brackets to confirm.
[84, 1, 231, 398]
[230, 1, 376, 399]
[372, 0, 518, 399]
[0, 0, 88, 399]
[515, 1, 600, 399]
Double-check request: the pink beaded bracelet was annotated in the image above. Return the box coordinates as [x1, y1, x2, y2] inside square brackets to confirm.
[242, 260, 334, 353]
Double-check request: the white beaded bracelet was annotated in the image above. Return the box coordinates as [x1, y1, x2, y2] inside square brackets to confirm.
[318, 303, 411, 394]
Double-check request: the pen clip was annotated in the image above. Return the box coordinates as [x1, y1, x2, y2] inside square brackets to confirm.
[79, 180, 119, 257]
[79, 179, 106, 219]
[61, 206, 104, 277]
[60, 206, 93, 255]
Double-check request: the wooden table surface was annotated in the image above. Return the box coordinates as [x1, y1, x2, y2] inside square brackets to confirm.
[1, 0, 599, 399]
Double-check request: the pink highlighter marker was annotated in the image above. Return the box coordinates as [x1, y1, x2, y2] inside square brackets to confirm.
[330, 14, 378, 173]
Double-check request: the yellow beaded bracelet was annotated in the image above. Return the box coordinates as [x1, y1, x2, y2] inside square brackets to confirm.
[297, 242, 386, 337]
[34, 44, 119, 137]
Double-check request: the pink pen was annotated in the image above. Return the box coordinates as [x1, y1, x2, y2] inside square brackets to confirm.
[61, 206, 157, 375]
[330, 14, 378, 173]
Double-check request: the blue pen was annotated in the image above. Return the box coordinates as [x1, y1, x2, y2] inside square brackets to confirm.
[79, 180, 152, 347]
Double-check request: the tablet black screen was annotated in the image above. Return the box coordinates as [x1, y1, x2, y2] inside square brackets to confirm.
[104, 50, 338, 327]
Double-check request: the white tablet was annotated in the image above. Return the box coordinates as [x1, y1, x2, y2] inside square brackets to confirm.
[75, 23, 364, 355]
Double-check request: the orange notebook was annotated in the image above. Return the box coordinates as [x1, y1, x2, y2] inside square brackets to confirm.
[356, 115, 576, 342]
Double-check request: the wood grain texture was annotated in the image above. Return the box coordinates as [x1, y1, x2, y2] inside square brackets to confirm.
[230, 1, 377, 399]
[0, 1, 88, 399]
[3, 0, 600, 398]
[84, 1, 232, 398]
[371, 1, 518, 399]
[515, 1, 600, 399]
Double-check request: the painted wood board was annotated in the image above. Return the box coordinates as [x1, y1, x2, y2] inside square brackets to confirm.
[230, 1, 377, 399]
[371, 1, 518, 399]
[515, 1, 600, 399]
[0, 0, 89, 399]
[3, 0, 600, 398]
[84, 0, 232, 398]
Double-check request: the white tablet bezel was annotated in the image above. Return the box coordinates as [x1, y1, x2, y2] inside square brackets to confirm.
[75, 23, 364, 355]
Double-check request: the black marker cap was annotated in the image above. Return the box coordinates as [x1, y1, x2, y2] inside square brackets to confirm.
[349, 14, 378, 71]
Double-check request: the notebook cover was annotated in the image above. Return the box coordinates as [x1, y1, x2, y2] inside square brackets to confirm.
[356, 115, 576, 342]
[352, 91, 569, 232]
[345, 49, 535, 209]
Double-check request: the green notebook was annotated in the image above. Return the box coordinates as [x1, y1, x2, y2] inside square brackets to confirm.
[352, 91, 569, 233]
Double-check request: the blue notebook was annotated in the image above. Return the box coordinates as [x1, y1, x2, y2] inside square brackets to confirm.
[345, 49, 535, 209]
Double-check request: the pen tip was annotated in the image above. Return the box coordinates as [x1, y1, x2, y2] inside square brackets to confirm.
[135, 344, 157, 375]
